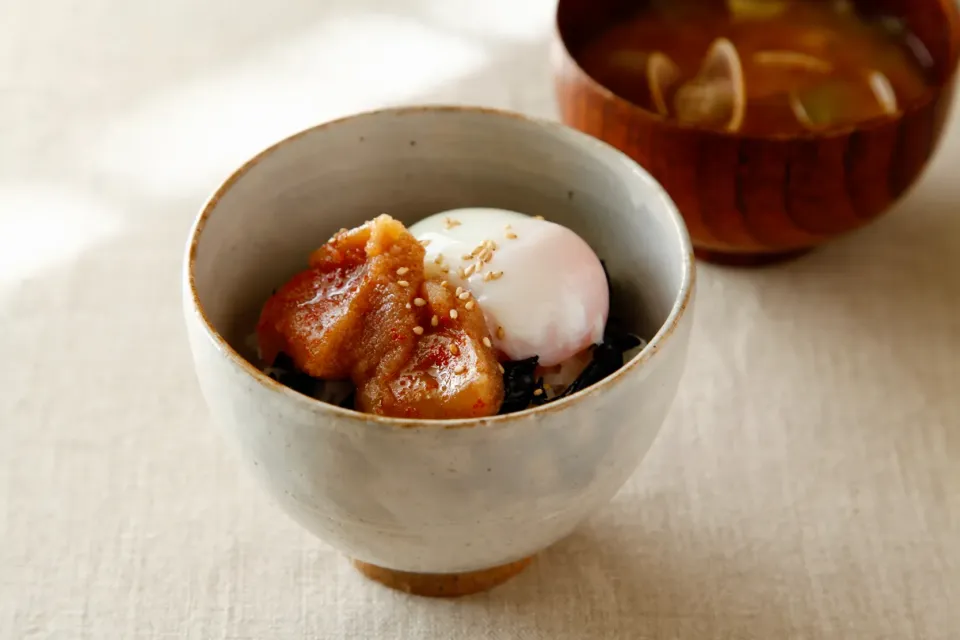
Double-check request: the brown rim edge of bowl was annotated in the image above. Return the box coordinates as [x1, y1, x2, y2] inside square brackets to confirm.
[184, 104, 696, 430]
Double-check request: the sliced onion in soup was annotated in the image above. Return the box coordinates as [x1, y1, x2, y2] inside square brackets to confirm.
[648, 52, 683, 116]
[753, 50, 833, 73]
[607, 51, 658, 113]
[791, 73, 899, 131]
[868, 71, 898, 115]
[606, 50, 683, 117]
[674, 38, 746, 132]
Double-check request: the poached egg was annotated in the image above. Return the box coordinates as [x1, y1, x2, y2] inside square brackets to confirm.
[409, 208, 609, 367]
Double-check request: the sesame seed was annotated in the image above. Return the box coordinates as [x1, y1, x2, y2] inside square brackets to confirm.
[498, 363, 505, 373]
[533, 388, 544, 397]
[455, 286, 463, 296]
[396, 267, 409, 276]
[398, 280, 410, 287]
[454, 365, 466, 375]
[458, 291, 470, 301]
[457, 267, 467, 279]
[441, 281, 449, 288]
[449, 344, 459, 355]
[485, 240, 498, 250]
[431, 315, 439, 327]
[444, 217, 461, 229]
[413, 326, 424, 335]
[488, 271, 503, 281]
[441, 265, 450, 273]
[434, 254, 444, 265]
[482, 272, 494, 282]
[478, 249, 493, 263]
[450, 310, 459, 320]
[482, 337, 492, 348]
[465, 301, 475, 310]
[496, 326, 505, 340]
[413, 297, 426, 307]
[464, 264, 476, 278]
[405, 303, 412, 309]
[420, 239, 432, 247]
[505, 232, 517, 240]
[461, 253, 473, 261]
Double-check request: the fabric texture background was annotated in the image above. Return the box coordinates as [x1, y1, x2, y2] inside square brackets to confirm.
[1, 0, 958, 637]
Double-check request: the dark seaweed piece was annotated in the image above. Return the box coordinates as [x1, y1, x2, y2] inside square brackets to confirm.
[268, 353, 357, 407]
[553, 324, 646, 401]
[267, 352, 318, 397]
[530, 377, 548, 406]
[498, 356, 540, 415]
[494, 260, 649, 411]
[555, 341, 625, 400]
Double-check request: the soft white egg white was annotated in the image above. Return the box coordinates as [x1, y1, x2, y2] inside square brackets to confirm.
[409, 208, 609, 367]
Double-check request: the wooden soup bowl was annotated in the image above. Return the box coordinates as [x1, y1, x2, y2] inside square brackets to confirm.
[553, 0, 960, 265]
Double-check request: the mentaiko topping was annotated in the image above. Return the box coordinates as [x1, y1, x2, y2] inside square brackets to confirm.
[257, 215, 503, 419]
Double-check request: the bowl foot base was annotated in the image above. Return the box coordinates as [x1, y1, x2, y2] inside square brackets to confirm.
[351, 556, 533, 597]
[694, 247, 812, 267]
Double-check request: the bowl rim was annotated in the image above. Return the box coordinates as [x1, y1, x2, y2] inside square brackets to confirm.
[552, 0, 960, 142]
[184, 104, 695, 430]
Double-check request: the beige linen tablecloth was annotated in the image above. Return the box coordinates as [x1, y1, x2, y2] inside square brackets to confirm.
[2, 0, 958, 637]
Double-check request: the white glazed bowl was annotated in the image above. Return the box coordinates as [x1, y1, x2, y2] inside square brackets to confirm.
[183, 106, 695, 588]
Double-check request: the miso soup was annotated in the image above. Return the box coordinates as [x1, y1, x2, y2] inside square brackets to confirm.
[574, 0, 935, 135]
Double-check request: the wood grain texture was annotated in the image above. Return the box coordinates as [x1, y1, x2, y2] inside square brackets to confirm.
[553, 0, 960, 265]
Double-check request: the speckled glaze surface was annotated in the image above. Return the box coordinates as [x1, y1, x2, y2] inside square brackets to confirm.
[182, 106, 695, 577]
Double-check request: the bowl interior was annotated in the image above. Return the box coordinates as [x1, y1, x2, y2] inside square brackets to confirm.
[190, 107, 691, 381]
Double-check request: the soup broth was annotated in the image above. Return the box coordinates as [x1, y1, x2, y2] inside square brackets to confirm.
[575, 0, 934, 135]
